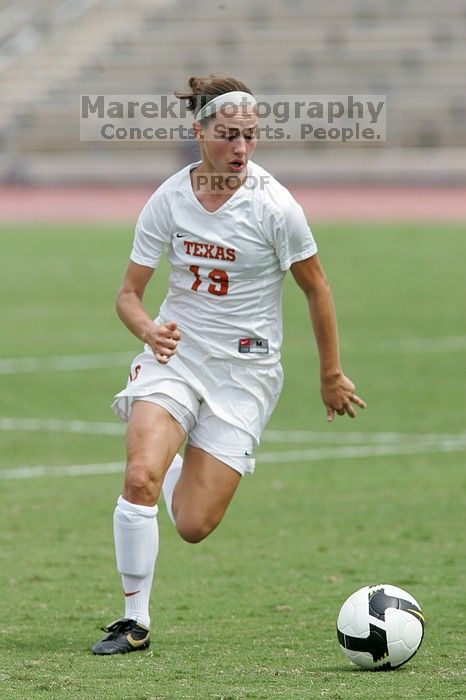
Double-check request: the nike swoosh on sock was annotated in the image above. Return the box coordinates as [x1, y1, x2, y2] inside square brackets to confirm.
[124, 590, 141, 597]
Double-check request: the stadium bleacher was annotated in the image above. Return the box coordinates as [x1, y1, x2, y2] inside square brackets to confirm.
[1, 0, 465, 183]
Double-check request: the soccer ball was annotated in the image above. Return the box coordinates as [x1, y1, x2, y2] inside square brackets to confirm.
[336, 584, 425, 670]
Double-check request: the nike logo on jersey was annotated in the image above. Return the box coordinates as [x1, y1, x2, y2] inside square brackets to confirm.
[175, 232, 188, 238]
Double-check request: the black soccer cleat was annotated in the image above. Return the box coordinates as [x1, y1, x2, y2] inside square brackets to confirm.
[91, 618, 150, 655]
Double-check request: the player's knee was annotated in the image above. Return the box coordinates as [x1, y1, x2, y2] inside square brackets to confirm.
[175, 515, 217, 544]
[124, 462, 162, 504]
[176, 524, 210, 544]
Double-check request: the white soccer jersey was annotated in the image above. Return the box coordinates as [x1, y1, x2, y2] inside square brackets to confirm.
[130, 160, 317, 363]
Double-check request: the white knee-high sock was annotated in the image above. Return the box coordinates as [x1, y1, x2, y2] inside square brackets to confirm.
[161, 453, 183, 526]
[113, 495, 159, 629]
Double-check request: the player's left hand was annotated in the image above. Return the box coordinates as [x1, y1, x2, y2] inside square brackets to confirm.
[320, 372, 366, 421]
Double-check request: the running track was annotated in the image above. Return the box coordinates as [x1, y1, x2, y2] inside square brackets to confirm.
[1, 185, 466, 222]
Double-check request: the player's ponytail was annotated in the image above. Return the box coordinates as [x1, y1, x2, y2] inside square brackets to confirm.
[175, 74, 253, 116]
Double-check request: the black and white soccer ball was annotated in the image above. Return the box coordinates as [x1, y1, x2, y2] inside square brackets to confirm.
[336, 584, 425, 670]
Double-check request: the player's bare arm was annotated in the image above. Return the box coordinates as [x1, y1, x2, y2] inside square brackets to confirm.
[116, 261, 180, 364]
[290, 254, 366, 421]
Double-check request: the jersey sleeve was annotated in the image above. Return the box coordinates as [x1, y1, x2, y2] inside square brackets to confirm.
[130, 190, 171, 268]
[272, 198, 318, 271]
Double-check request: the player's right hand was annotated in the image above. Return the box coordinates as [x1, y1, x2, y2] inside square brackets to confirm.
[150, 321, 181, 364]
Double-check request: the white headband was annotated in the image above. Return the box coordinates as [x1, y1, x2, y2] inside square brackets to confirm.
[195, 91, 257, 122]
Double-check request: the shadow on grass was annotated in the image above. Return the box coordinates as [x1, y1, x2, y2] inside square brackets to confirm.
[317, 664, 413, 674]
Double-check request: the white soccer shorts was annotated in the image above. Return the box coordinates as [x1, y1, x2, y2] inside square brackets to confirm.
[112, 334, 283, 475]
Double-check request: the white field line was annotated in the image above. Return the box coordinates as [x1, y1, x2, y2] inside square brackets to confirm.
[377, 335, 466, 353]
[263, 429, 466, 444]
[1, 436, 465, 480]
[0, 334, 465, 375]
[0, 462, 125, 480]
[258, 436, 466, 463]
[1, 417, 464, 445]
[0, 351, 133, 374]
[0, 417, 125, 435]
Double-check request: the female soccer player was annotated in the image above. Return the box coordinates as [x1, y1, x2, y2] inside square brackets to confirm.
[92, 75, 366, 654]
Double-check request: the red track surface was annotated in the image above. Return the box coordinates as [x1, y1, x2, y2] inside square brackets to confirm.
[1, 185, 466, 223]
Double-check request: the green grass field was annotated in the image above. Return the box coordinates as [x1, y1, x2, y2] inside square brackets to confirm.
[0, 222, 465, 699]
